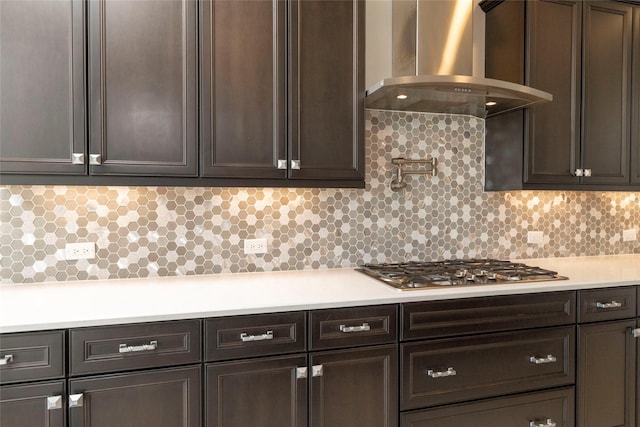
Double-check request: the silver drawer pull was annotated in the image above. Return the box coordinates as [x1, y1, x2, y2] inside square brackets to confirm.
[529, 419, 557, 427]
[596, 301, 622, 309]
[427, 367, 457, 378]
[339, 323, 371, 333]
[529, 354, 557, 365]
[0, 354, 13, 365]
[118, 340, 158, 353]
[632, 328, 640, 338]
[240, 330, 274, 342]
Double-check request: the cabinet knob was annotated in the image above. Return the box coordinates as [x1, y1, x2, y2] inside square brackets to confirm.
[529, 419, 557, 427]
[72, 153, 85, 165]
[0, 354, 13, 365]
[573, 169, 584, 177]
[89, 154, 102, 165]
[47, 395, 63, 411]
[427, 367, 457, 378]
[291, 160, 301, 170]
[312, 364, 323, 377]
[277, 159, 287, 170]
[296, 367, 308, 379]
[632, 328, 640, 338]
[68, 393, 84, 408]
[583, 168, 592, 177]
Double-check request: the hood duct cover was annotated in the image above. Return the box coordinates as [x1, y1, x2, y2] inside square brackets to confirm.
[365, 0, 552, 118]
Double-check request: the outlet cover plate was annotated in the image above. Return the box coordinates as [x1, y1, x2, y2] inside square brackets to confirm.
[244, 238, 267, 255]
[623, 229, 637, 242]
[65, 242, 95, 260]
[527, 231, 544, 245]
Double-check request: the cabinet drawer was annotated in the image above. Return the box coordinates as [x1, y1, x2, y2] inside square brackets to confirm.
[401, 291, 575, 341]
[309, 305, 397, 350]
[401, 326, 575, 410]
[0, 330, 65, 384]
[401, 387, 575, 427]
[69, 319, 201, 376]
[205, 312, 306, 362]
[578, 286, 637, 323]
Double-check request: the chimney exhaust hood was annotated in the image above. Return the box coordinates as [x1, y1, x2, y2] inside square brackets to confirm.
[365, 0, 552, 119]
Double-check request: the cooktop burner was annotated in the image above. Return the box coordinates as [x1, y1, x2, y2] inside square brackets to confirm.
[357, 259, 567, 290]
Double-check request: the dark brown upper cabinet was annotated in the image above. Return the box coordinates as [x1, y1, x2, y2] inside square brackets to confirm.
[631, 7, 640, 184]
[200, 0, 364, 184]
[88, 0, 198, 176]
[0, 0, 86, 175]
[483, 0, 635, 191]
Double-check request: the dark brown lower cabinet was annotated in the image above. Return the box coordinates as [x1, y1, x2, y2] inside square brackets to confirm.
[68, 366, 201, 427]
[310, 345, 398, 427]
[0, 381, 65, 427]
[578, 320, 637, 427]
[400, 387, 575, 427]
[206, 354, 307, 427]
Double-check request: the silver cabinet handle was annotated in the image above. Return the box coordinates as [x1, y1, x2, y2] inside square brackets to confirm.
[291, 160, 301, 170]
[427, 367, 457, 378]
[72, 153, 85, 165]
[296, 367, 308, 379]
[584, 168, 592, 177]
[240, 330, 273, 342]
[529, 419, 557, 427]
[47, 395, 63, 410]
[632, 328, 640, 338]
[574, 169, 584, 176]
[312, 364, 323, 377]
[118, 340, 158, 353]
[596, 301, 622, 309]
[529, 354, 557, 364]
[68, 393, 84, 408]
[89, 154, 102, 165]
[339, 323, 371, 333]
[277, 159, 287, 170]
[0, 354, 13, 365]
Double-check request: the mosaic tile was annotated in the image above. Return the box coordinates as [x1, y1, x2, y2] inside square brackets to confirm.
[1, 110, 640, 284]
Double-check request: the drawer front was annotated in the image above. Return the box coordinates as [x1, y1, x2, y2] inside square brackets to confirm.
[401, 387, 575, 427]
[401, 291, 575, 341]
[401, 326, 575, 410]
[309, 305, 397, 350]
[69, 319, 201, 376]
[205, 312, 306, 362]
[578, 286, 637, 323]
[0, 330, 65, 384]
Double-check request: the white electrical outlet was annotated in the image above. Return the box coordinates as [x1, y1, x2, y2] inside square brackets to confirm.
[623, 229, 637, 242]
[244, 238, 267, 255]
[65, 242, 95, 260]
[527, 231, 544, 245]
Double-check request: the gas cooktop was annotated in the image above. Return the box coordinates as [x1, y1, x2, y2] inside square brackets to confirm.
[357, 259, 568, 290]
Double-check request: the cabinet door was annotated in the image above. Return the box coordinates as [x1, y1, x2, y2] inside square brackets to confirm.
[88, 0, 197, 176]
[68, 366, 201, 427]
[200, 0, 286, 179]
[578, 320, 636, 427]
[525, 0, 581, 185]
[289, 0, 364, 181]
[310, 345, 398, 427]
[0, 0, 86, 175]
[206, 355, 307, 427]
[631, 8, 640, 184]
[0, 381, 65, 427]
[581, 1, 633, 185]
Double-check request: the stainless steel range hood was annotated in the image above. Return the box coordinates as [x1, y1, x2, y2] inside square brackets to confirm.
[365, 0, 552, 118]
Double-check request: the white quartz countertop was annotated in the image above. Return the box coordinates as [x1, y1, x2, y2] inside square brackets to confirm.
[1, 254, 639, 333]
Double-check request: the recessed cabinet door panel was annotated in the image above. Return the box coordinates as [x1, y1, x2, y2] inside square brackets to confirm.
[200, 0, 286, 179]
[631, 8, 640, 185]
[88, 0, 197, 176]
[525, 0, 581, 185]
[0, 0, 86, 175]
[578, 320, 636, 427]
[289, 0, 364, 181]
[0, 381, 66, 427]
[581, 1, 632, 185]
[68, 366, 201, 427]
[310, 345, 398, 427]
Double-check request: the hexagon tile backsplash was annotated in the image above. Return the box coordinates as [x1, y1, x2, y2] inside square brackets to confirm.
[2, 110, 640, 284]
